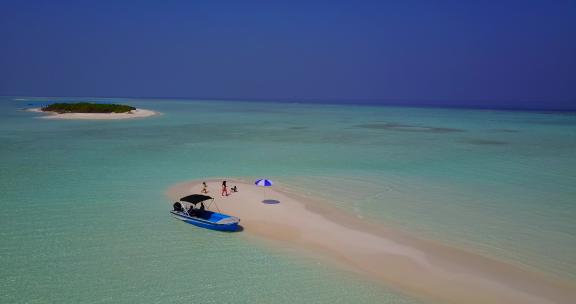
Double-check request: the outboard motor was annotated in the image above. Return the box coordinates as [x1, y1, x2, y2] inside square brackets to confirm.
[173, 202, 183, 212]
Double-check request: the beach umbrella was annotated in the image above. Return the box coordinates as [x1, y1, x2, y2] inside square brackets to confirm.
[255, 179, 273, 187]
[255, 179, 278, 204]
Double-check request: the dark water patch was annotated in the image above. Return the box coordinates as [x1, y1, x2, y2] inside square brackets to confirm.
[355, 123, 464, 133]
[490, 129, 519, 133]
[460, 139, 509, 145]
[523, 119, 576, 126]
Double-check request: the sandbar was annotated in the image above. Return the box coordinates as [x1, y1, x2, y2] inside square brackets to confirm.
[27, 108, 158, 120]
[166, 179, 575, 304]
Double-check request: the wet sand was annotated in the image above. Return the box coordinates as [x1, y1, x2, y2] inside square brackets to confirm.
[167, 179, 576, 304]
[27, 108, 158, 119]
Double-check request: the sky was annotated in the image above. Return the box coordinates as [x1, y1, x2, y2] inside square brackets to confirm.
[0, 0, 575, 110]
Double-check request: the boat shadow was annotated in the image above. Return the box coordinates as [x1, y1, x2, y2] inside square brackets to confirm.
[262, 199, 280, 204]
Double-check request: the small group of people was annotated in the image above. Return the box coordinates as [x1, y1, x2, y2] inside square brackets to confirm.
[201, 181, 238, 197]
[187, 202, 205, 217]
[173, 201, 204, 217]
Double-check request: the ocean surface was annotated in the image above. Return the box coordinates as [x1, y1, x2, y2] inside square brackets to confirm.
[1, 97, 574, 303]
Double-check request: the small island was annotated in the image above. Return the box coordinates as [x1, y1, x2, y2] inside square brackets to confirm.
[28, 102, 158, 120]
[42, 102, 136, 114]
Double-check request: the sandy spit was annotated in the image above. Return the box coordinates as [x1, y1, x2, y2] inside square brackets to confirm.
[166, 179, 576, 304]
[27, 108, 158, 119]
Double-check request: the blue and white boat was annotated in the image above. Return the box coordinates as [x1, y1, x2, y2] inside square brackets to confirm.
[170, 194, 240, 232]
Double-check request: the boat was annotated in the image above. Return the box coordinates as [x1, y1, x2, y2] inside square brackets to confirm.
[170, 194, 240, 232]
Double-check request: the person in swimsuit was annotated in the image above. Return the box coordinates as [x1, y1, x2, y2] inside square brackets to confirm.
[221, 180, 229, 196]
[201, 182, 208, 194]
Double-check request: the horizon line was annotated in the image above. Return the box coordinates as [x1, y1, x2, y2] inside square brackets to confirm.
[3, 94, 575, 112]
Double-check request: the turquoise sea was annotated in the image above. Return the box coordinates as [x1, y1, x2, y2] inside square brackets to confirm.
[1, 97, 575, 303]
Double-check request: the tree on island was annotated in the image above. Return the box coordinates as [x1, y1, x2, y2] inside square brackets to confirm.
[42, 102, 136, 114]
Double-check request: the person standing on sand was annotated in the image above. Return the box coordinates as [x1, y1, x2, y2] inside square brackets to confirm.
[221, 180, 229, 196]
[201, 182, 208, 194]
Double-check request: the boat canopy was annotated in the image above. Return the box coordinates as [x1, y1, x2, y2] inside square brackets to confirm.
[179, 194, 213, 205]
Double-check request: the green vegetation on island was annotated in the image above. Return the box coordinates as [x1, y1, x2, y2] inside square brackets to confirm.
[42, 102, 136, 114]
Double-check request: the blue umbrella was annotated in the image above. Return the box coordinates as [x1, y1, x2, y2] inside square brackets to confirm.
[255, 179, 278, 204]
[255, 179, 273, 187]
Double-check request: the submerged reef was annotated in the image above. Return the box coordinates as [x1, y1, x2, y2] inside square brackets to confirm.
[355, 123, 464, 133]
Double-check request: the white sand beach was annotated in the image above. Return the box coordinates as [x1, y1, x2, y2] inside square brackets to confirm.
[167, 179, 576, 304]
[27, 108, 158, 119]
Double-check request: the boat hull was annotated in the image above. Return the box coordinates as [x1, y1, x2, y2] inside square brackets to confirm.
[170, 211, 240, 232]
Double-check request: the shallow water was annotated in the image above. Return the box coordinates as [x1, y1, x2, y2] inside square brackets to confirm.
[1, 97, 574, 303]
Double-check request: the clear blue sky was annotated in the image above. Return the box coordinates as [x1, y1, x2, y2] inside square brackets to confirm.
[1, 0, 575, 109]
